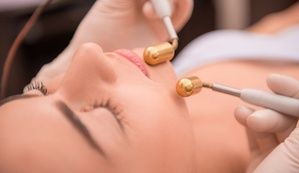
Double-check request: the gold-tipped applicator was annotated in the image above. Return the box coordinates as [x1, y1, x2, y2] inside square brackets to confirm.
[176, 76, 241, 97]
[176, 76, 203, 97]
[143, 0, 179, 66]
[144, 39, 178, 65]
[176, 76, 299, 118]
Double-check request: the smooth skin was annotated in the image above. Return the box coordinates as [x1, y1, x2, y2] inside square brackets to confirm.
[2, 1, 299, 173]
[187, 60, 299, 173]
[0, 43, 196, 173]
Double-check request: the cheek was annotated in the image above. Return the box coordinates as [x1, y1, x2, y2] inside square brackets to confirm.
[115, 86, 195, 169]
[146, 62, 178, 89]
[116, 85, 187, 130]
[116, 84, 191, 130]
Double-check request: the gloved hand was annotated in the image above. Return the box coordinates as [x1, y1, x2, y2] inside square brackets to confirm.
[234, 74, 299, 173]
[34, 0, 193, 84]
[71, 0, 193, 51]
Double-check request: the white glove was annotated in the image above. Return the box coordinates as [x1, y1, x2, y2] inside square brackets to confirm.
[234, 73, 299, 173]
[35, 0, 193, 84]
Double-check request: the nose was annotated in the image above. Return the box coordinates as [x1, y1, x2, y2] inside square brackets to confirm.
[57, 43, 117, 101]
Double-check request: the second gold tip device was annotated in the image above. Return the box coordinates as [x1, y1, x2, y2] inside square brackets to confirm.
[176, 76, 299, 117]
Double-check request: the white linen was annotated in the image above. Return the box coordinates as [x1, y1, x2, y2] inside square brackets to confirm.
[173, 25, 299, 75]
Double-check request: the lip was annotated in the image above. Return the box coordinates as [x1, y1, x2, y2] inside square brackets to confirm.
[115, 49, 149, 77]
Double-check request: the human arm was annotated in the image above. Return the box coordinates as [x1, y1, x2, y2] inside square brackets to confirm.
[35, 0, 193, 82]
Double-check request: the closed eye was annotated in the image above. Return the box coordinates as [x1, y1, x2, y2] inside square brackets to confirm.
[92, 98, 125, 133]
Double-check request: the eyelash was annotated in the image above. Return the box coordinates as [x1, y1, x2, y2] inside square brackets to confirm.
[93, 98, 122, 116]
[93, 98, 125, 131]
[23, 81, 47, 95]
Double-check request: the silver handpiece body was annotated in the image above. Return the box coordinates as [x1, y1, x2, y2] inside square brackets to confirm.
[210, 83, 299, 117]
[150, 0, 178, 39]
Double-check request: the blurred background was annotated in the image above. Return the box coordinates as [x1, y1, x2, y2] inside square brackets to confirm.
[0, 0, 298, 96]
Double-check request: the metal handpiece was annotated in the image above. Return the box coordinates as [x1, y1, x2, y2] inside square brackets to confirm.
[176, 76, 299, 117]
[150, 0, 178, 39]
[206, 83, 299, 117]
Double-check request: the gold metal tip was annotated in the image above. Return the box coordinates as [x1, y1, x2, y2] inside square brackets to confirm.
[203, 82, 213, 88]
[170, 38, 178, 50]
[176, 76, 203, 97]
[143, 39, 178, 66]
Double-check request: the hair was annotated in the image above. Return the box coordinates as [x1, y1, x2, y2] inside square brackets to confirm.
[0, 0, 53, 99]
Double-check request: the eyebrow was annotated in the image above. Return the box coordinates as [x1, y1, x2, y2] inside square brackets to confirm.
[0, 95, 106, 157]
[55, 101, 106, 156]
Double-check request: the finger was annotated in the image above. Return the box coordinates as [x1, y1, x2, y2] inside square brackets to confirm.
[171, 0, 193, 30]
[234, 106, 255, 125]
[235, 106, 278, 154]
[253, 129, 299, 173]
[246, 109, 295, 133]
[276, 119, 297, 143]
[143, 0, 193, 30]
[235, 106, 261, 157]
[247, 109, 294, 152]
[267, 73, 299, 98]
[143, 1, 159, 19]
[245, 128, 261, 158]
[254, 132, 278, 156]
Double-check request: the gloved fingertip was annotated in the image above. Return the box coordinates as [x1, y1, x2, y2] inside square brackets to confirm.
[267, 73, 288, 86]
[142, 1, 159, 19]
[234, 106, 254, 125]
[267, 73, 299, 97]
[247, 110, 276, 132]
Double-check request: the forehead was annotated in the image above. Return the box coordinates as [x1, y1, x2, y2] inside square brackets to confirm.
[0, 96, 62, 122]
[0, 99, 108, 172]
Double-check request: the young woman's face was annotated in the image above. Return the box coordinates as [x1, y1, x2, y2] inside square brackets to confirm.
[0, 43, 196, 173]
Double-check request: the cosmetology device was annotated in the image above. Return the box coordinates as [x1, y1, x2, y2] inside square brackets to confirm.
[176, 76, 299, 117]
[150, 0, 178, 40]
[143, 0, 178, 65]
